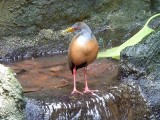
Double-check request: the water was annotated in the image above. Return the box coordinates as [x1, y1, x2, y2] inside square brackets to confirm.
[6, 55, 151, 120]
[25, 93, 116, 120]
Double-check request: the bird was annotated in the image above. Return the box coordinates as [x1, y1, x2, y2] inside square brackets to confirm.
[63, 22, 99, 94]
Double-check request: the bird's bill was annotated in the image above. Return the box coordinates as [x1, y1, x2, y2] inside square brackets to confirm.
[63, 27, 75, 33]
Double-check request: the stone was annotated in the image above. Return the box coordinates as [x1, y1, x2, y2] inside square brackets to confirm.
[0, 0, 155, 63]
[24, 83, 150, 120]
[50, 65, 64, 72]
[0, 29, 71, 63]
[120, 28, 160, 118]
[0, 64, 24, 120]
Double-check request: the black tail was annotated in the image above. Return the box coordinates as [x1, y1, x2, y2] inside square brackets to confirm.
[68, 58, 87, 74]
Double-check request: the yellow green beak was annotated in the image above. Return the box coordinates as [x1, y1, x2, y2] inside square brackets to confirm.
[63, 27, 75, 33]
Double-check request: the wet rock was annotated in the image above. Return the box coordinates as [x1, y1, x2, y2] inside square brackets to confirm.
[0, 29, 70, 63]
[0, 64, 24, 120]
[120, 28, 160, 118]
[24, 84, 150, 120]
[0, 0, 152, 37]
[0, 0, 157, 63]
[150, 0, 160, 12]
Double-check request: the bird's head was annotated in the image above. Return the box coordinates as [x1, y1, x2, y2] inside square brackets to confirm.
[63, 22, 92, 34]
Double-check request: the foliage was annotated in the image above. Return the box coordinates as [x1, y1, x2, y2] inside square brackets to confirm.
[97, 13, 160, 59]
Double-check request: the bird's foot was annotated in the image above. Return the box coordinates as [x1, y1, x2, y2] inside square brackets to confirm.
[83, 88, 99, 94]
[71, 89, 83, 95]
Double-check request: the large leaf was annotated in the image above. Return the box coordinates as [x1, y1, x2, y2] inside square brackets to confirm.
[97, 13, 160, 59]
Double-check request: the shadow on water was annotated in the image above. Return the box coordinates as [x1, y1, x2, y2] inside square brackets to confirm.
[6, 55, 151, 120]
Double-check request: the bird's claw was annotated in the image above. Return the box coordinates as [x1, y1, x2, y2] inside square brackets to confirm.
[71, 89, 83, 95]
[83, 89, 99, 94]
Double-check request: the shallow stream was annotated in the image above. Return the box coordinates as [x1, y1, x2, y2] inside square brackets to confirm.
[5, 55, 151, 120]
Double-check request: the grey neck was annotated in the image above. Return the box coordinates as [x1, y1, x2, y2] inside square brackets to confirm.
[79, 27, 93, 38]
[81, 25, 92, 34]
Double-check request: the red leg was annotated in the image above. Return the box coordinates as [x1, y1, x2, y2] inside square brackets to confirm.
[83, 66, 98, 94]
[71, 66, 83, 95]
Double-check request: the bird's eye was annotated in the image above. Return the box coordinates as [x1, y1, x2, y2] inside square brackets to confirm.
[74, 26, 78, 30]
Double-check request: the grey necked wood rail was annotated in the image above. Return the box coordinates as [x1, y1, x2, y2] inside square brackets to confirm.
[63, 22, 99, 94]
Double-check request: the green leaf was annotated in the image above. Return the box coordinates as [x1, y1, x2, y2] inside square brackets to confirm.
[97, 13, 160, 59]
